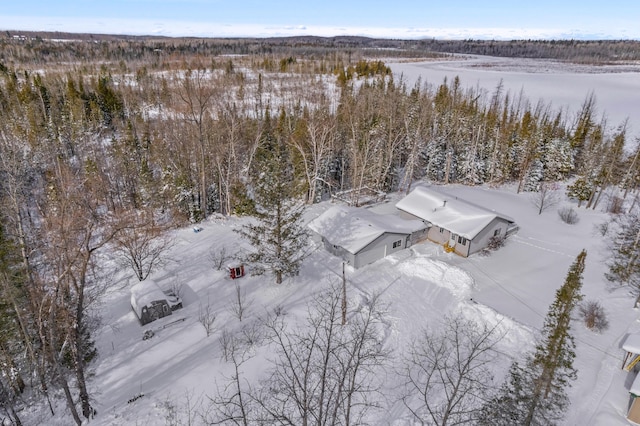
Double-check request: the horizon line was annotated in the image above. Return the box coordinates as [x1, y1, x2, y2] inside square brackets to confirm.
[1, 16, 638, 42]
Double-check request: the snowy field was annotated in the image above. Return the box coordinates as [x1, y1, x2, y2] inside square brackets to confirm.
[388, 55, 640, 141]
[27, 182, 640, 425]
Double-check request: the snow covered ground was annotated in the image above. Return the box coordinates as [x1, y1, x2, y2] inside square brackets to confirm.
[30, 182, 640, 425]
[388, 55, 640, 141]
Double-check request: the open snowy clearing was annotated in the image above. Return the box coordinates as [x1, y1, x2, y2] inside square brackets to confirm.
[389, 55, 640, 140]
[25, 182, 640, 425]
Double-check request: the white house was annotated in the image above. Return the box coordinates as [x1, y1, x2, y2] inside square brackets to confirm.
[308, 205, 428, 268]
[396, 186, 517, 257]
[622, 334, 640, 423]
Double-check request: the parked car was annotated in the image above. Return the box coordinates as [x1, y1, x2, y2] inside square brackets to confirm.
[130, 280, 182, 325]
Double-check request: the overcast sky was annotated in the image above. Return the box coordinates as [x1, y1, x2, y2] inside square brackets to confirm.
[1, 0, 638, 40]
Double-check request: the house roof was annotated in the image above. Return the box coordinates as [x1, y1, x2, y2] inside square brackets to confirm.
[308, 205, 427, 255]
[623, 334, 640, 354]
[396, 186, 515, 240]
[130, 280, 168, 317]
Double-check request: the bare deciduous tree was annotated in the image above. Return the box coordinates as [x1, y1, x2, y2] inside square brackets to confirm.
[176, 66, 218, 218]
[112, 209, 175, 282]
[289, 105, 336, 203]
[400, 315, 503, 426]
[198, 296, 218, 337]
[209, 245, 232, 271]
[578, 300, 609, 332]
[229, 283, 252, 322]
[207, 328, 257, 425]
[530, 182, 560, 215]
[254, 285, 388, 425]
[558, 206, 580, 224]
[38, 164, 122, 423]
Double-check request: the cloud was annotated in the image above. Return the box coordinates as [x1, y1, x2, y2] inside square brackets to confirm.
[0, 16, 637, 40]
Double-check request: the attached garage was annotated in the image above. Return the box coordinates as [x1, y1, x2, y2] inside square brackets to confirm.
[308, 205, 428, 269]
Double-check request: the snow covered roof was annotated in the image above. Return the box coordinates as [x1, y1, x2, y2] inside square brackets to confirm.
[308, 205, 427, 254]
[130, 280, 168, 317]
[396, 186, 515, 240]
[623, 334, 640, 354]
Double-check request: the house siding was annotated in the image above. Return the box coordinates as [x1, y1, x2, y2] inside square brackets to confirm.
[322, 238, 356, 266]
[427, 226, 450, 245]
[354, 232, 409, 269]
[450, 232, 471, 257]
[409, 227, 430, 246]
[468, 217, 511, 255]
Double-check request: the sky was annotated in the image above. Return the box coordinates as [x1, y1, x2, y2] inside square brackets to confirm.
[0, 0, 639, 40]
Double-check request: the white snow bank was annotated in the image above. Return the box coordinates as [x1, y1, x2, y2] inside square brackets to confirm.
[396, 255, 474, 300]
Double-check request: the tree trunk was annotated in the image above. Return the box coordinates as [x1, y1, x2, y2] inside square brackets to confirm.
[0, 379, 22, 426]
[74, 295, 95, 420]
[45, 313, 82, 426]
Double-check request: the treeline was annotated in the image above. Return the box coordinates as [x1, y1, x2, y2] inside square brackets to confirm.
[0, 33, 433, 66]
[5, 32, 640, 66]
[0, 44, 639, 423]
[417, 39, 640, 63]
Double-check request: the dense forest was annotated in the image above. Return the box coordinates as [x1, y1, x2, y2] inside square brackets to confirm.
[4, 31, 640, 63]
[0, 34, 639, 424]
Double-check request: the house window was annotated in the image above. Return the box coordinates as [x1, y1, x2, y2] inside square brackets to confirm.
[393, 240, 402, 249]
[457, 236, 467, 245]
[439, 227, 445, 233]
[494, 229, 502, 237]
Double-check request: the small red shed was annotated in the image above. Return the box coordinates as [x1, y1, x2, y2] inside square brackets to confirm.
[229, 264, 245, 279]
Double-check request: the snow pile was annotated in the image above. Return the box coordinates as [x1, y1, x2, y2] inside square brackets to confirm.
[396, 255, 474, 300]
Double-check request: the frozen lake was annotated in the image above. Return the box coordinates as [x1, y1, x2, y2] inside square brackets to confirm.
[389, 55, 640, 141]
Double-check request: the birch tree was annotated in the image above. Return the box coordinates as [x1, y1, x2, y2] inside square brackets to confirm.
[255, 286, 388, 425]
[401, 316, 503, 425]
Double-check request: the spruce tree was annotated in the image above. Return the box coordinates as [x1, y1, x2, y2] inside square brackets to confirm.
[236, 126, 308, 284]
[481, 250, 586, 426]
[605, 209, 640, 306]
[566, 177, 593, 208]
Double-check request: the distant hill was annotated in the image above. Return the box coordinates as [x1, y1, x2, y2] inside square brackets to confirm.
[3, 30, 640, 63]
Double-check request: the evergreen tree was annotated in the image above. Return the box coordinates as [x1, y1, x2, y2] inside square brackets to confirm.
[605, 209, 640, 306]
[543, 138, 574, 181]
[236, 132, 309, 284]
[566, 177, 593, 207]
[481, 250, 586, 426]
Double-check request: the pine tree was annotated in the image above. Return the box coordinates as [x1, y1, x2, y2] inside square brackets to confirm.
[236, 132, 309, 284]
[605, 209, 640, 306]
[566, 177, 593, 207]
[481, 250, 586, 425]
[543, 138, 574, 181]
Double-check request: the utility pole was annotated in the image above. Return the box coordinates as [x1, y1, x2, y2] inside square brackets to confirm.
[342, 261, 347, 325]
